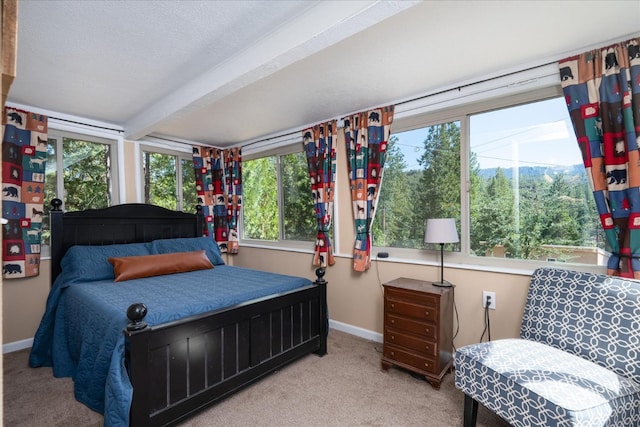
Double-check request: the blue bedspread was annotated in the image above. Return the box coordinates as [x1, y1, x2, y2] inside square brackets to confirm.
[29, 265, 312, 427]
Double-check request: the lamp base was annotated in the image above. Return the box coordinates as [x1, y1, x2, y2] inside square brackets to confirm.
[432, 280, 453, 288]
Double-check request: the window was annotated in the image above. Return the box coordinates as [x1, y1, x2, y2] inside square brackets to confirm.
[469, 97, 603, 263]
[242, 150, 316, 242]
[374, 122, 461, 251]
[375, 95, 606, 268]
[141, 146, 197, 212]
[43, 131, 119, 246]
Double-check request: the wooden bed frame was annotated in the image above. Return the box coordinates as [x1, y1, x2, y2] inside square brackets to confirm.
[49, 199, 328, 426]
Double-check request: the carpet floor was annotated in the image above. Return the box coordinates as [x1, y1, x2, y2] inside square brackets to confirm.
[3, 329, 510, 426]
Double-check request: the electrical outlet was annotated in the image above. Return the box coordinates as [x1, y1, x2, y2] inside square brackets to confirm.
[482, 291, 496, 310]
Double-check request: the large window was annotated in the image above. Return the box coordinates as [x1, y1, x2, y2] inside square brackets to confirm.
[469, 98, 603, 263]
[141, 146, 197, 212]
[242, 150, 316, 242]
[375, 95, 606, 267]
[374, 122, 461, 251]
[43, 131, 119, 245]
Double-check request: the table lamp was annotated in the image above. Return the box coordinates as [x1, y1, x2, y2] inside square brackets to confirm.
[424, 218, 459, 287]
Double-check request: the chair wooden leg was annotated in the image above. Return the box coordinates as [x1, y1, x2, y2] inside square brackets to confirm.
[463, 394, 478, 427]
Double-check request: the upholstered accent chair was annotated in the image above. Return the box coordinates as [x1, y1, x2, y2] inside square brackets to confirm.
[455, 267, 640, 427]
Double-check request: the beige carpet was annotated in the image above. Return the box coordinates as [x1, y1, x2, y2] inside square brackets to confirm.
[4, 330, 510, 426]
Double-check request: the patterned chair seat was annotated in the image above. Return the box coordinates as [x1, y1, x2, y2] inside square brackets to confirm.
[455, 339, 640, 426]
[455, 267, 640, 427]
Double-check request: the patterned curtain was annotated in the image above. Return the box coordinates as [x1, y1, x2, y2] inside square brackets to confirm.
[192, 146, 242, 254]
[343, 106, 394, 272]
[303, 121, 337, 267]
[2, 107, 48, 278]
[559, 37, 640, 278]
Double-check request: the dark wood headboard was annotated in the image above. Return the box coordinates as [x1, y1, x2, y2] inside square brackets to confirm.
[49, 199, 204, 283]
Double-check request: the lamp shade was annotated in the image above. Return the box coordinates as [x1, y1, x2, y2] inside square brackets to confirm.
[424, 218, 459, 244]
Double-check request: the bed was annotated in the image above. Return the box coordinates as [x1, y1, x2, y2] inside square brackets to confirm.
[29, 199, 328, 427]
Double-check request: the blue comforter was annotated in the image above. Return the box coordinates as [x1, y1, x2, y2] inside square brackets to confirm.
[29, 265, 312, 426]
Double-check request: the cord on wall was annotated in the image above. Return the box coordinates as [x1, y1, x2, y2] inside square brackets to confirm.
[452, 287, 459, 352]
[479, 295, 492, 342]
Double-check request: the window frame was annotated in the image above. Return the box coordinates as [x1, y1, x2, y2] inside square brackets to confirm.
[138, 142, 195, 213]
[238, 64, 607, 275]
[41, 127, 121, 257]
[375, 85, 606, 274]
[47, 129, 121, 211]
[241, 142, 319, 252]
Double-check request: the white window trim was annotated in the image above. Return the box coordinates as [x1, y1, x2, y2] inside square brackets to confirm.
[241, 145, 331, 248]
[374, 70, 607, 275]
[33, 126, 122, 259]
[7, 102, 125, 204]
[137, 141, 194, 212]
[240, 63, 608, 275]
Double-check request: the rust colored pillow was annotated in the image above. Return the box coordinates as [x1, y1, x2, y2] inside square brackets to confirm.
[108, 250, 214, 282]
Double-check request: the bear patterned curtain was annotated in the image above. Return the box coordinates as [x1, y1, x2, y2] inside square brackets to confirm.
[559, 37, 640, 278]
[192, 146, 242, 254]
[343, 105, 394, 272]
[2, 107, 48, 278]
[303, 121, 337, 268]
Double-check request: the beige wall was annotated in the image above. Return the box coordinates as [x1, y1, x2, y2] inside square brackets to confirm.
[3, 135, 533, 349]
[123, 140, 138, 203]
[233, 248, 531, 347]
[3, 260, 51, 344]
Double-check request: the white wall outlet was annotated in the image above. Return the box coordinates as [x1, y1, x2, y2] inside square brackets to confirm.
[482, 291, 496, 310]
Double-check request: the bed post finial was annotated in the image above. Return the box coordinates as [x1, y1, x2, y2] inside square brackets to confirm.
[315, 267, 326, 285]
[51, 198, 63, 211]
[126, 303, 148, 331]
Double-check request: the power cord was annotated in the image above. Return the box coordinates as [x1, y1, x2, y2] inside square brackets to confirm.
[452, 287, 460, 352]
[479, 295, 492, 342]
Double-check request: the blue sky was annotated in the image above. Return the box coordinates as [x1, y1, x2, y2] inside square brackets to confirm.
[392, 97, 582, 171]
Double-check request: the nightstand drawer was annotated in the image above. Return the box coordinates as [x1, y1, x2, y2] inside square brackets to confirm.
[386, 314, 437, 339]
[385, 327, 437, 357]
[386, 288, 438, 308]
[386, 300, 437, 322]
[384, 344, 437, 374]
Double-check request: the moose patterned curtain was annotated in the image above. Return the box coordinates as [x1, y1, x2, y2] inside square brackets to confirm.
[343, 105, 394, 272]
[193, 146, 242, 254]
[303, 121, 337, 268]
[2, 107, 48, 278]
[559, 37, 640, 278]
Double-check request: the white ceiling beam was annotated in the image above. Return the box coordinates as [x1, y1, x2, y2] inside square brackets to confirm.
[123, 1, 419, 141]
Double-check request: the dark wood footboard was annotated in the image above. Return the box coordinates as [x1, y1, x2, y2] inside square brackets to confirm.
[124, 269, 328, 427]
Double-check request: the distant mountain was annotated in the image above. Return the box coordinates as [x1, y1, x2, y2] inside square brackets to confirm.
[478, 164, 585, 180]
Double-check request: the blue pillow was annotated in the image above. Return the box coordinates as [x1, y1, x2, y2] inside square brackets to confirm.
[150, 237, 225, 266]
[60, 242, 153, 283]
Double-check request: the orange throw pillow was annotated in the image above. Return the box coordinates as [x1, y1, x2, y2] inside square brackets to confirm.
[108, 250, 214, 282]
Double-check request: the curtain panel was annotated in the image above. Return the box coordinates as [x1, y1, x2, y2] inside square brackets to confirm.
[2, 107, 48, 278]
[192, 146, 242, 254]
[302, 121, 337, 267]
[343, 105, 394, 272]
[559, 37, 640, 278]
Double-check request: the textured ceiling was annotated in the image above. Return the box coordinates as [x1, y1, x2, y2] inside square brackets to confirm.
[9, 1, 640, 148]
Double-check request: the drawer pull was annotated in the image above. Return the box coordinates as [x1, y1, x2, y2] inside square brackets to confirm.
[425, 311, 430, 316]
[391, 303, 395, 308]
[425, 345, 430, 350]
[391, 319, 395, 324]
[424, 362, 429, 367]
[391, 335, 395, 340]
[425, 328, 430, 333]
[391, 351, 395, 356]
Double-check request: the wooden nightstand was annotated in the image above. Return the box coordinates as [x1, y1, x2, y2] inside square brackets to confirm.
[381, 277, 454, 389]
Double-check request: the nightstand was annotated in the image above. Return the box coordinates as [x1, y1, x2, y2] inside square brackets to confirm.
[381, 277, 454, 389]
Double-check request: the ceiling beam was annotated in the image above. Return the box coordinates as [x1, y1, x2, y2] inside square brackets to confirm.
[123, 1, 419, 142]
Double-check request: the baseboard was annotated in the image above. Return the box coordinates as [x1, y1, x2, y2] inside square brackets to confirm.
[3, 338, 33, 354]
[2, 321, 380, 354]
[329, 319, 382, 343]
